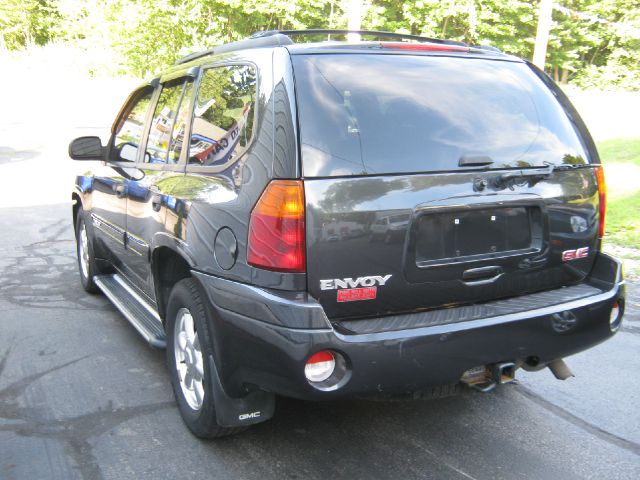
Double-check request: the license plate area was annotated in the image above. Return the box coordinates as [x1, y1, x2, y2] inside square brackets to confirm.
[415, 206, 543, 267]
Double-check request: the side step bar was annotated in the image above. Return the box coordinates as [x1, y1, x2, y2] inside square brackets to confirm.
[94, 274, 166, 348]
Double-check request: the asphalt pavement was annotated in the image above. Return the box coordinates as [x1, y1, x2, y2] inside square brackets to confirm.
[1, 59, 639, 480]
[0, 202, 638, 480]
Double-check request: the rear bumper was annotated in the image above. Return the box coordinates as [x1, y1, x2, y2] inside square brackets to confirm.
[193, 253, 625, 400]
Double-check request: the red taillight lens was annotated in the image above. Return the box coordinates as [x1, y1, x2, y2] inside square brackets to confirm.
[381, 42, 470, 52]
[595, 166, 606, 238]
[247, 180, 305, 272]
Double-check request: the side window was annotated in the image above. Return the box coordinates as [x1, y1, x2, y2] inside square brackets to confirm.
[112, 88, 153, 162]
[167, 81, 194, 164]
[146, 80, 193, 164]
[189, 65, 257, 167]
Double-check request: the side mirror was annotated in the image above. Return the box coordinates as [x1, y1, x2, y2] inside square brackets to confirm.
[69, 136, 105, 161]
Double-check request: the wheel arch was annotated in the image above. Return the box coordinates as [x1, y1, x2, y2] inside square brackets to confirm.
[71, 191, 83, 237]
[151, 243, 195, 322]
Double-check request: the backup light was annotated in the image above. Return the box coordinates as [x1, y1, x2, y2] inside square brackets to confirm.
[304, 351, 336, 383]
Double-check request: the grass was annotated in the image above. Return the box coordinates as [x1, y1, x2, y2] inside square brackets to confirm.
[597, 138, 640, 166]
[606, 190, 640, 247]
[597, 138, 640, 276]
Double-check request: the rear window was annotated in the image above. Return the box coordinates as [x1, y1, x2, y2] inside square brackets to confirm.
[292, 54, 590, 177]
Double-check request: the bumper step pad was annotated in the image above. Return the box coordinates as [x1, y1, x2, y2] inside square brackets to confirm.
[94, 274, 166, 348]
[338, 283, 605, 335]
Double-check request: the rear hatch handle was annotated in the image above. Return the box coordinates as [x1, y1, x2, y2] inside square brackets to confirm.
[462, 266, 504, 285]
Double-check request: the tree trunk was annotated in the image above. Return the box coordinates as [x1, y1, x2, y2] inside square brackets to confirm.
[442, 16, 450, 38]
[347, 0, 362, 42]
[533, 0, 553, 69]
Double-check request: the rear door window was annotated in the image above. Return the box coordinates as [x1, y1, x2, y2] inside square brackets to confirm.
[188, 64, 257, 168]
[146, 79, 193, 164]
[292, 54, 590, 177]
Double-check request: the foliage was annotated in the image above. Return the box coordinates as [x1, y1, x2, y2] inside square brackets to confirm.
[0, 0, 61, 49]
[0, 0, 639, 88]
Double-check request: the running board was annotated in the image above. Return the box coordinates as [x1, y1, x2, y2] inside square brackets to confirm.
[94, 274, 166, 348]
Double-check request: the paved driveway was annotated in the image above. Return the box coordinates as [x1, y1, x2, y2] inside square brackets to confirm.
[0, 60, 638, 480]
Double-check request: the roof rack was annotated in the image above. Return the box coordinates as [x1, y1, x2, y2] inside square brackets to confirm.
[175, 29, 468, 65]
[251, 29, 467, 47]
[174, 33, 293, 65]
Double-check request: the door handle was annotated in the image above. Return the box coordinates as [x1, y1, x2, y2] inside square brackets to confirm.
[114, 184, 126, 198]
[462, 266, 503, 285]
[151, 194, 163, 212]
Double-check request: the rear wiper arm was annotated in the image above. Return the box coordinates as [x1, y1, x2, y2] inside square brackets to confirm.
[495, 164, 554, 189]
[544, 162, 586, 171]
[499, 164, 553, 181]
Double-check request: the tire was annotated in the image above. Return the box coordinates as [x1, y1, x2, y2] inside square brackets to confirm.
[75, 209, 100, 294]
[165, 278, 246, 439]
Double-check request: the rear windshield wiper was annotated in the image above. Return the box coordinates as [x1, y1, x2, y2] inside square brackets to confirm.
[496, 163, 587, 189]
[498, 164, 553, 184]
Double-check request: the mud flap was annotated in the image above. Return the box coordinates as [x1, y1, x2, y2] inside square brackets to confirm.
[207, 355, 275, 427]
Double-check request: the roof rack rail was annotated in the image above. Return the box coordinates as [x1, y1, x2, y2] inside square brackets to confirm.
[174, 33, 293, 65]
[250, 29, 467, 47]
[474, 44, 503, 53]
[175, 29, 468, 66]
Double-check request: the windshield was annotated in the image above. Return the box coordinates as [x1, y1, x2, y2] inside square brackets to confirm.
[292, 54, 590, 177]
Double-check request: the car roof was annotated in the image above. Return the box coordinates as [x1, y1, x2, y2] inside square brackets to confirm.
[137, 30, 522, 88]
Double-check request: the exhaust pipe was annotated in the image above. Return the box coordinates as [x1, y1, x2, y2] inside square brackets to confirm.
[548, 359, 574, 380]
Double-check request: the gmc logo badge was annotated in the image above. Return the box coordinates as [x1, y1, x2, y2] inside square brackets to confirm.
[239, 411, 261, 420]
[562, 247, 589, 262]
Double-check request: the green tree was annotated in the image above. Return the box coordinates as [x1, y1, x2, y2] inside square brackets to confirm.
[0, 0, 638, 89]
[0, 0, 61, 49]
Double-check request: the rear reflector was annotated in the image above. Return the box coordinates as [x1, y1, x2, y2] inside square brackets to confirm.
[381, 42, 470, 53]
[595, 166, 606, 238]
[609, 300, 622, 331]
[247, 180, 305, 273]
[305, 351, 336, 383]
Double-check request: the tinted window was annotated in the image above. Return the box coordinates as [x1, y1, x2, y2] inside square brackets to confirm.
[167, 81, 194, 164]
[146, 80, 192, 164]
[189, 65, 257, 167]
[112, 89, 153, 161]
[292, 54, 590, 177]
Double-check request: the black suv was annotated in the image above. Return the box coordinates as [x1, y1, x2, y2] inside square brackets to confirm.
[69, 30, 625, 438]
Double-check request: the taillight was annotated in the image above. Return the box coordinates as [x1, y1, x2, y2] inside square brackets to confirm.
[381, 42, 470, 52]
[595, 166, 606, 238]
[247, 180, 305, 272]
